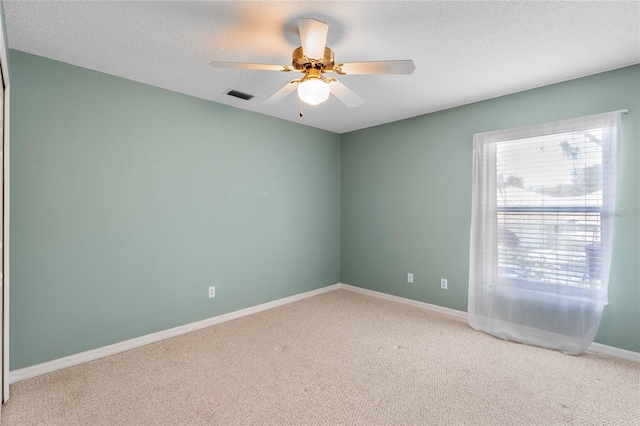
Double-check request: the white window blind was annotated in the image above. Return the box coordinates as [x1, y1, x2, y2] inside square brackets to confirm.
[496, 128, 609, 289]
[468, 111, 622, 354]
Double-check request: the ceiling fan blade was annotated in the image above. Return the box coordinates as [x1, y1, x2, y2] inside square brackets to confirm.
[210, 61, 286, 72]
[339, 60, 416, 75]
[264, 81, 299, 105]
[330, 80, 364, 108]
[298, 18, 328, 59]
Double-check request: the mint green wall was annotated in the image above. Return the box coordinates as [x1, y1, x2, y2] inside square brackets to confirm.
[9, 50, 341, 370]
[341, 65, 640, 353]
[8, 49, 639, 371]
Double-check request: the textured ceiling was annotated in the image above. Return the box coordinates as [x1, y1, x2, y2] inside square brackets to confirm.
[4, 1, 639, 134]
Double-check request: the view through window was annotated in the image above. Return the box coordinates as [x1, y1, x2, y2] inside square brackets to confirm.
[496, 128, 608, 289]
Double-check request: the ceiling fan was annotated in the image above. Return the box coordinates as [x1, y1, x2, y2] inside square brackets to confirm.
[210, 18, 415, 112]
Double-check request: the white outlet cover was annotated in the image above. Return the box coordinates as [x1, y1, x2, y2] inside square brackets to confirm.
[208, 286, 216, 298]
[441, 279, 448, 289]
[408, 273, 414, 283]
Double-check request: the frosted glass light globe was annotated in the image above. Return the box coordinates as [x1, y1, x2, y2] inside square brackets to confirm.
[297, 79, 331, 105]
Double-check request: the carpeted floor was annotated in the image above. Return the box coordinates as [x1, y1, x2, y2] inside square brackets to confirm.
[2, 289, 639, 425]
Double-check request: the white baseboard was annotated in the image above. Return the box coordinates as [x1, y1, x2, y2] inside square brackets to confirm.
[9, 282, 638, 384]
[587, 342, 640, 363]
[338, 283, 468, 321]
[337, 283, 640, 363]
[9, 283, 341, 384]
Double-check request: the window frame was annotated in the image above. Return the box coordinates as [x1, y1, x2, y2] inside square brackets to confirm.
[470, 111, 622, 302]
[493, 130, 609, 293]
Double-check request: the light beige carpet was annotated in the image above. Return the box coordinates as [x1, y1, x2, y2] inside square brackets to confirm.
[2, 289, 639, 425]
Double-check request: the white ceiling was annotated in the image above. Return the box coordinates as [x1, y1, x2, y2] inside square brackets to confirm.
[4, 1, 639, 134]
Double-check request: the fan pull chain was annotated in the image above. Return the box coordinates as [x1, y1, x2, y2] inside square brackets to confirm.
[299, 97, 304, 117]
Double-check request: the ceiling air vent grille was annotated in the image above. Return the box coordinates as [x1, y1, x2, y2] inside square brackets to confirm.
[226, 90, 254, 101]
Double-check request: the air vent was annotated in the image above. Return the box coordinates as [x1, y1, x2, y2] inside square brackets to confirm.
[226, 90, 254, 101]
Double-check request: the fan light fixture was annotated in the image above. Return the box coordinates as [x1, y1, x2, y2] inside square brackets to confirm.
[297, 79, 330, 105]
[210, 18, 415, 114]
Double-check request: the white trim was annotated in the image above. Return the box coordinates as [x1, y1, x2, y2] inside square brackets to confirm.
[9, 284, 341, 384]
[588, 342, 640, 363]
[337, 284, 639, 363]
[9, 282, 638, 384]
[338, 283, 468, 321]
[2, 84, 9, 403]
[0, 13, 10, 404]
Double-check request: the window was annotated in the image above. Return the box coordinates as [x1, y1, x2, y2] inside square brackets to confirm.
[468, 111, 623, 354]
[496, 128, 610, 289]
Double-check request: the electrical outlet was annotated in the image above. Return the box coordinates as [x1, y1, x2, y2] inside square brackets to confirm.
[441, 278, 448, 290]
[407, 273, 414, 283]
[208, 286, 216, 298]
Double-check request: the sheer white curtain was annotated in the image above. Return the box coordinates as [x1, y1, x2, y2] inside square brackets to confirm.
[468, 111, 622, 354]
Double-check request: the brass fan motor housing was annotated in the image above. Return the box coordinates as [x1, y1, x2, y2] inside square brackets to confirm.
[292, 46, 335, 70]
